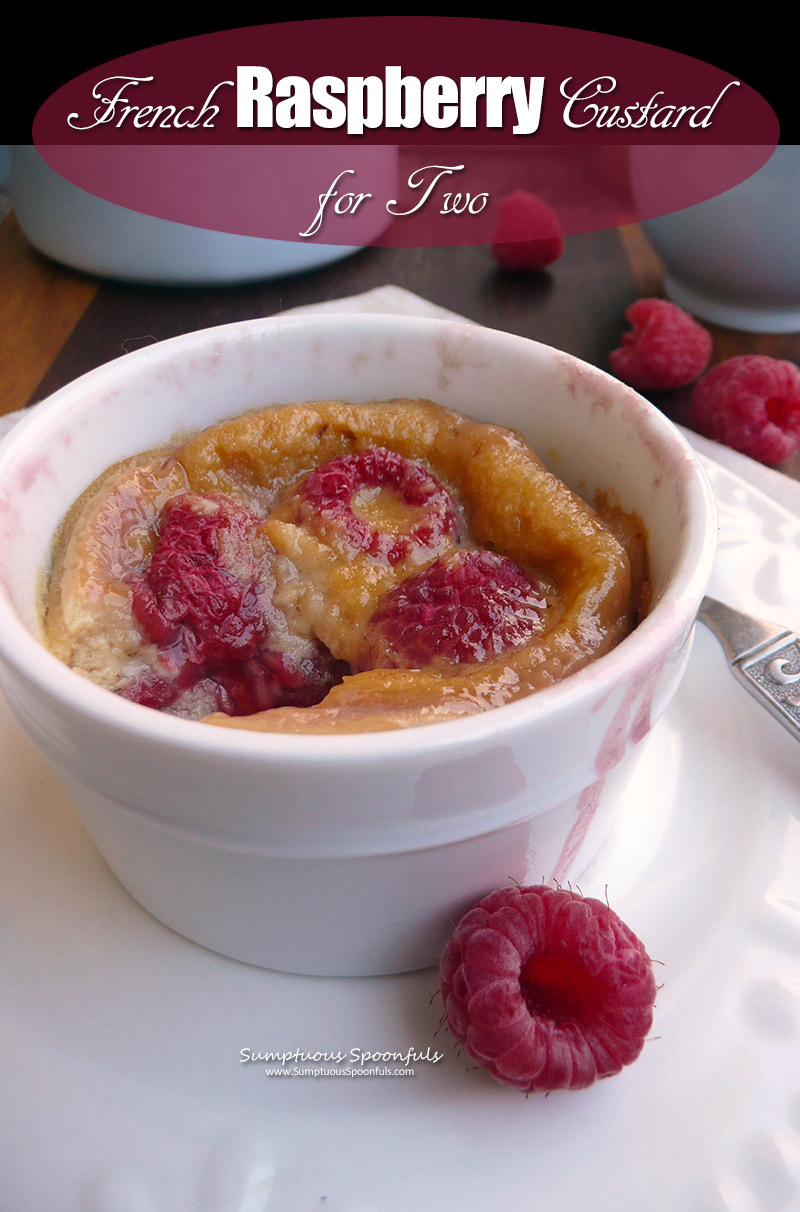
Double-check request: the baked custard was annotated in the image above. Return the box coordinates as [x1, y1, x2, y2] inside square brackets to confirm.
[43, 399, 647, 733]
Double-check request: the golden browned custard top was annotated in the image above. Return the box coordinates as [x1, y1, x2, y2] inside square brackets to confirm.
[43, 399, 644, 733]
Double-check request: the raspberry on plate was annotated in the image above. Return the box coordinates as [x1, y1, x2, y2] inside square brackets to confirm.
[357, 549, 547, 671]
[296, 447, 460, 565]
[491, 190, 564, 272]
[440, 884, 657, 1093]
[609, 297, 712, 391]
[689, 354, 800, 465]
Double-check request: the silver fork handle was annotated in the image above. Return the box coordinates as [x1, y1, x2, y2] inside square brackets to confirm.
[698, 596, 800, 742]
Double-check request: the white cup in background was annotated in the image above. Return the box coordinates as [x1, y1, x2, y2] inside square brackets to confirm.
[1, 145, 398, 286]
[634, 146, 800, 334]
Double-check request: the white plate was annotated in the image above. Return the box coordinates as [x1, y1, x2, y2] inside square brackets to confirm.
[2, 458, 800, 1212]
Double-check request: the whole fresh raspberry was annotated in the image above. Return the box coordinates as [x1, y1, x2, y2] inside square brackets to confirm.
[125, 492, 345, 715]
[440, 884, 656, 1093]
[609, 298, 712, 391]
[491, 190, 564, 272]
[357, 549, 547, 671]
[296, 447, 459, 565]
[689, 354, 800, 465]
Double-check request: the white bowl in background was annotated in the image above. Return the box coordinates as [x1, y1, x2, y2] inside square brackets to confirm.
[2, 145, 398, 285]
[0, 314, 717, 975]
[636, 146, 800, 333]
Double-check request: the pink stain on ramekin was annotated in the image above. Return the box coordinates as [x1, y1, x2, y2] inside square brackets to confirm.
[553, 348, 696, 531]
[17, 455, 55, 495]
[552, 648, 671, 883]
[552, 775, 609, 885]
[0, 493, 22, 537]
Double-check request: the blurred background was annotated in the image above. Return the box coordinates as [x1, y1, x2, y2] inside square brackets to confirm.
[2, 144, 799, 482]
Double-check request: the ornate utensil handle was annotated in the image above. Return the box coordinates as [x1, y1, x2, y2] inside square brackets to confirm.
[698, 596, 800, 742]
[738, 637, 800, 735]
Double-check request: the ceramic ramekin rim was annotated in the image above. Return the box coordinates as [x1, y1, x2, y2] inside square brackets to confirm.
[0, 312, 718, 764]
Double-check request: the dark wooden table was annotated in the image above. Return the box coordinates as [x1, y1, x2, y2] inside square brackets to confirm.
[2, 209, 798, 484]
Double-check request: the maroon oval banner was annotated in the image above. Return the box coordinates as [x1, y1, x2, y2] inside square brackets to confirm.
[32, 18, 779, 246]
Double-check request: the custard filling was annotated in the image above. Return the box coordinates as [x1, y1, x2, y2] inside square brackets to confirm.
[43, 399, 647, 733]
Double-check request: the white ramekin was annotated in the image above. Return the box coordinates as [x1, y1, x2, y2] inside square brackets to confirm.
[0, 314, 717, 974]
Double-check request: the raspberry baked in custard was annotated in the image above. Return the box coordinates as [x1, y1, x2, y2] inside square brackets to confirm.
[43, 399, 647, 733]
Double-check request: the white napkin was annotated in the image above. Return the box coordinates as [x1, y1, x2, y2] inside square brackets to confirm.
[3, 285, 798, 517]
